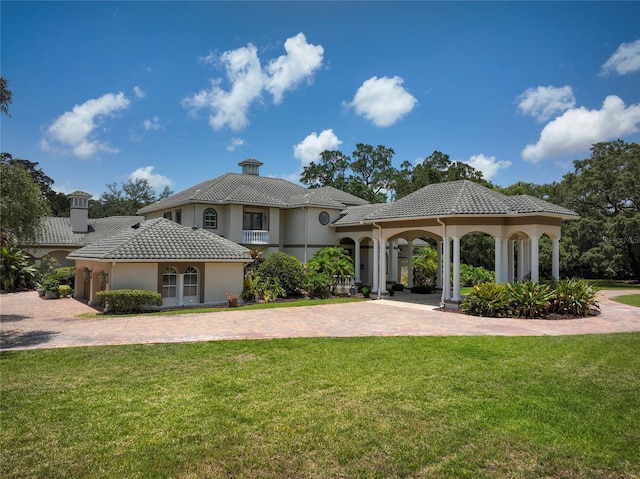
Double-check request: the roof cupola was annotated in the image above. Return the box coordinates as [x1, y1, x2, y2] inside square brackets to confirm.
[69, 191, 92, 233]
[238, 158, 263, 176]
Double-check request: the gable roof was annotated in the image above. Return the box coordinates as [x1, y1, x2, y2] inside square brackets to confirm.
[137, 172, 370, 214]
[333, 180, 578, 226]
[68, 218, 252, 262]
[36, 216, 145, 246]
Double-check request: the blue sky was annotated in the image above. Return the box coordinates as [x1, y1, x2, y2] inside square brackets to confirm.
[2, 1, 640, 199]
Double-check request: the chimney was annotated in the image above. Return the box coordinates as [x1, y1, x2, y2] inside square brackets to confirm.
[69, 191, 91, 233]
[238, 158, 263, 176]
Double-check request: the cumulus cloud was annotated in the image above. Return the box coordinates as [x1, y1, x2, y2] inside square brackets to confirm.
[226, 137, 246, 152]
[517, 85, 575, 122]
[133, 86, 145, 98]
[463, 154, 511, 181]
[601, 39, 640, 76]
[183, 33, 324, 131]
[128, 166, 173, 191]
[522, 95, 640, 163]
[347, 76, 417, 127]
[143, 117, 162, 131]
[293, 129, 343, 166]
[265, 33, 324, 104]
[43, 92, 130, 158]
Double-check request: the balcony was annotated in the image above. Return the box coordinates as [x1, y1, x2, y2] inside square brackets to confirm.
[242, 230, 269, 244]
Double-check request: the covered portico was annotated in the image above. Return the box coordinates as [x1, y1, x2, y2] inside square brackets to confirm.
[332, 181, 579, 306]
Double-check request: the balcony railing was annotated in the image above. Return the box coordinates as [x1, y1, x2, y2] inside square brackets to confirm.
[242, 230, 269, 244]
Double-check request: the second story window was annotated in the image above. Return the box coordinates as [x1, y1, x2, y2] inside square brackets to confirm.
[204, 208, 217, 229]
[163, 211, 173, 221]
[243, 210, 267, 230]
[175, 209, 182, 224]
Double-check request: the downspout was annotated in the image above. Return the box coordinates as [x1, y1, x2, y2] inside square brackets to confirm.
[303, 206, 308, 263]
[436, 217, 446, 308]
[373, 222, 383, 300]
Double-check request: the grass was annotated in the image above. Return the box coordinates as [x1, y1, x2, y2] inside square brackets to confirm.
[610, 294, 640, 307]
[2, 334, 640, 478]
[585, 279, 640, 290]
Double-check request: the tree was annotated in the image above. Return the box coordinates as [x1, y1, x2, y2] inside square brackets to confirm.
[0, 162, 51, 244]
[300, 144, 395, 203]
[554, 140, 640, 280]
[306, 246, 354, 294]
[1, 76, 13, 117]
[90, 178, 172, 218]
[1, 153, 69, 216]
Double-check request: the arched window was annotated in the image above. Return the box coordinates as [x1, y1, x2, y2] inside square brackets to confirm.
[183, 266, 198, 298]
[162, 267, 177, 298]
[204, 208, 217, 229]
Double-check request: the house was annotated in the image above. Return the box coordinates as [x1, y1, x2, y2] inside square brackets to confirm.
[27, 158, 579, 308]
[68, 218, 251, 307]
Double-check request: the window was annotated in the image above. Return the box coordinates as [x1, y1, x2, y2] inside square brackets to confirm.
[162, 267, 177, 297]
[175, 209, 182, 224]
[204, 208, 217, 229]
[163, 211, 173, 221]
[243, 209, 268, 230]
[183, 267, 198, 297]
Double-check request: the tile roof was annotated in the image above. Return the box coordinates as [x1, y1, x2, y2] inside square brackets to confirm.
[137, 172, 370, 214]
[68, 218, 252, 261]
[36, 216, 145, 246]
[333, 180, 578, 225]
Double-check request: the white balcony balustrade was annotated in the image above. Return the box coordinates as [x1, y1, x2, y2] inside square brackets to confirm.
[242, 230, 269, 244]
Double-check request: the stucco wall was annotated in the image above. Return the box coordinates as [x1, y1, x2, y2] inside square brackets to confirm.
[204, 262, 245, 304]
[111, 263, 158, 291]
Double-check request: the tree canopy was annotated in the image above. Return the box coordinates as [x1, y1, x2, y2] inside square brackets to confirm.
[89, 178, 172, 218]
[1, 76, 13, 117]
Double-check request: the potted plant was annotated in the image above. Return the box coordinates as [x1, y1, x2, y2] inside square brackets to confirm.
[361, 285, 371, 298]
[42, 276, 60, 299]
[226, 290, 238, 307]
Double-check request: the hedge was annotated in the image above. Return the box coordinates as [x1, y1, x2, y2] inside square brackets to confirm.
[97, 289, 162, 314]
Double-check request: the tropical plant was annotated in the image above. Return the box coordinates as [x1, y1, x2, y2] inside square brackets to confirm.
[508, 281, 554, 318]
[257, 252, 305, 297]
[459, 263, 495, 286]
[306, 247, 354, 294]
[0, 242, 37, 292]
[41, 276, 61, 293]
[242, 271, 286, 303]
[303, 271, 332, 299]
[412, 246, 438, 287]
[548, 278, 599, 316]
[461, 282, 512, 317]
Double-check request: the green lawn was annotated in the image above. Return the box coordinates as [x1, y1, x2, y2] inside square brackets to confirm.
[2, 335, 639, 478]
[611, 294, 640, 307]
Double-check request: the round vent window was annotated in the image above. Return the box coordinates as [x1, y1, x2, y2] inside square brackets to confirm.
[318, 211, 330, 225]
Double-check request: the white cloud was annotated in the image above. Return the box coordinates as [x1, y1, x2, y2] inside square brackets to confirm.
[43, 92, 130, 158]
[226, 137, 245, 152]
[517, 85, 575, 122]
[133, 86, 145, 98]
[601, 39, 640, 76]
[128, 166, 173, 191]
[522, 95, 640, 163]
[293, 129, 343, 166]
[347, 76, 417, 127]
[265, 32, 324, 104]
[143, 117, 162, 131]
[183, 33, 324, 131]
[463, 154, 511, 181]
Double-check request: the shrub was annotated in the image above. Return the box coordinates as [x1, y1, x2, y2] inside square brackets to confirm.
[303, 271, 332, 299]
[307, 247, 354, 294]
[360, 285, 371, 298]
[412, 247, 437, 287]
[460, 264, 494, 286]
[42, 276, 61, 293]
[97, 289, 162, 314]
[53, 267, 76, 288]
[58, 284, 73, 298]
[549, 278, 600, 316]
[257, 252, 305, 297]
[410, 285, 432, 294]
[509, 280, 553, 318]
[461, 282, 512, 317]
[1, 244, 37, 292]
[242, 271, 286, 303]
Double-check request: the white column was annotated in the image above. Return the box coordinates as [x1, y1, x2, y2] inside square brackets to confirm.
[436, 240, 443, 289]
[501, 238, 509, 284]
[508, 240, 515, 283]
[407, 241, 414, 288]
[524, 239, 531, 279]
[442, 237, 451, 300]
[178, 274, 185, 307]
[452, 236, 461, 301]
[552, 237, 560, 281]
[355, 239, 361, 283]
[390, 240, 398, 282]
[517, 239, 525, 281]
[372, 239, 379, 292]
[379, 240, 388, 296]
[494, 237, 503, 284]
[530, 236, 539, 282]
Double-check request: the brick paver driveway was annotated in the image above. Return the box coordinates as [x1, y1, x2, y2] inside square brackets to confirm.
[1, 290, 639, 350]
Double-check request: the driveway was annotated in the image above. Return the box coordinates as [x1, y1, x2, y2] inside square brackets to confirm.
[1, 290, 639, 351]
